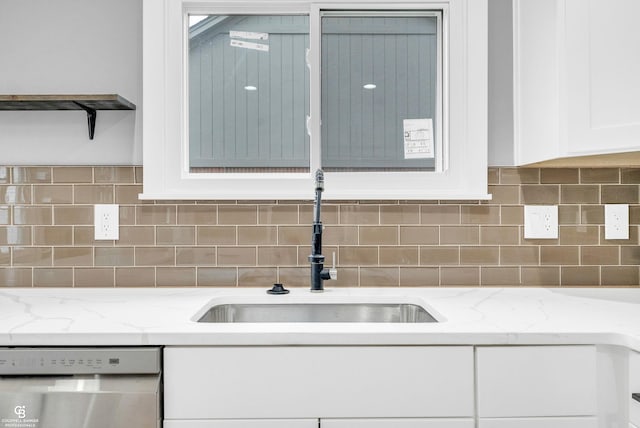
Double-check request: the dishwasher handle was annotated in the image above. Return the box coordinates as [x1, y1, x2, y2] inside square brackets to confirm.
[633, 393, 640, 403]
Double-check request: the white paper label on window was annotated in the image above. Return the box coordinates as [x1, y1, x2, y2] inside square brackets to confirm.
[230, 39, 269, 52]
[229, 30, 269, 41]
[403, 118, 434, 159]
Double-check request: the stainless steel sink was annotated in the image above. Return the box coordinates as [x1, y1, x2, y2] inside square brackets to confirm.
[197, 302, 437, 323]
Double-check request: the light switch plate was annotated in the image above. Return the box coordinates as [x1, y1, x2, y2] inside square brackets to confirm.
[605, 204, 629, 240]
[524, 205, 558, 239]
[94, 204, 119, 240]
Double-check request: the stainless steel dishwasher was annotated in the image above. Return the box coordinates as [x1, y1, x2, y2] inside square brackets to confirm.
[0, 347, 161, 428]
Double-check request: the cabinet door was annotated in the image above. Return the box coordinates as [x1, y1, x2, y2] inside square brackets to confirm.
[631, 350, 640, 426]
[479, 417, 597, 428]
[513, 0, 640, 164]
[476, 346, 597, 418]
[564, 0, 640, 156]
[164, 420, 317, 428]
[164, 346, 474, 419]
[322, 419, 473, 427]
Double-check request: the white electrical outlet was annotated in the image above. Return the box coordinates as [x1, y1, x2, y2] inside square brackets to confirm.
[524, 205, 558, 239]
[94, 204, 120, 240]
[605, 204, 629, 240]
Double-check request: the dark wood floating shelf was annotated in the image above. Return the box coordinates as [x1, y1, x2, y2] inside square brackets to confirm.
[0, 94, 136, 140]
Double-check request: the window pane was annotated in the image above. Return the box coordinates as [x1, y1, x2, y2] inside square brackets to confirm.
[321, 14, 439, 171]
[189, 15, 310, 173]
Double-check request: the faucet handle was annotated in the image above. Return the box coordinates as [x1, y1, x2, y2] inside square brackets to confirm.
[328, 252, 338, 280]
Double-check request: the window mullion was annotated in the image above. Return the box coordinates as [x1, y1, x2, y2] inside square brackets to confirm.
[309, 4, 323, 173]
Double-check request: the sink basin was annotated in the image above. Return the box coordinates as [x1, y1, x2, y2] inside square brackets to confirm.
[197, 302, 437, 323]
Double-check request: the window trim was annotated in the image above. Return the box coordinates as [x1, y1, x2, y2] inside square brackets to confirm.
[141, 0, 489, 200]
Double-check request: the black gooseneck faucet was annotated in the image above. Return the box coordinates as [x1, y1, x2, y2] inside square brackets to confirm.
[309, 169, 336, 292]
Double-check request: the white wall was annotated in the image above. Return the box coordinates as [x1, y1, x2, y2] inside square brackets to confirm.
[0, 0, 142, 165]
[488, 0, 514, 166]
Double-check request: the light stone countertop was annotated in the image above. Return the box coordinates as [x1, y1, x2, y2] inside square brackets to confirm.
[0, 287, 639, 351]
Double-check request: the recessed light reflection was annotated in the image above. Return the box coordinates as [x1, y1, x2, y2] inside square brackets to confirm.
[244, 85, 258, 91]
[363, 83, 377, 90]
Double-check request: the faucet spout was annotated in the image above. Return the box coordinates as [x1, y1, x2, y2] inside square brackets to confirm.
[309, 169, 335, 292]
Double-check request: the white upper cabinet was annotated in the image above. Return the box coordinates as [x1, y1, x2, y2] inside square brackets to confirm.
[513, 0, 640, 165]
[141, 0, 489, 200]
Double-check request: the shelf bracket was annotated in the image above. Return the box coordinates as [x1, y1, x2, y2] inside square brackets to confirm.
[73, 102, 97, 140]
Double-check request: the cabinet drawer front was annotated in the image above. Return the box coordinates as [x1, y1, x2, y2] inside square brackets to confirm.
[322, 419, 474, 428]
[479, 417, 597, 428]
[164, 346, 474, 419]
[631, 350, 640, 426]
[476, 346, 597, 417]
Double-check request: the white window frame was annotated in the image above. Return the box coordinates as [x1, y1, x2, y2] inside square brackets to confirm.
[141, 0, 489, 200]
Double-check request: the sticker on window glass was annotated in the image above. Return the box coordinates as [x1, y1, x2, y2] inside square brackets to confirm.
[403, 118, 434, 159]
[229, 30, 269, 41]
[230, 39, 269, 52]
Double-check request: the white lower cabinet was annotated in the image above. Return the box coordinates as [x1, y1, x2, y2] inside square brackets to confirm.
[476, 345, 597, 427]
[163, 345, 607, 427]
[164, 346, 474, 420]
[478, 417, 597, 428]
[476, 345, 597, 418]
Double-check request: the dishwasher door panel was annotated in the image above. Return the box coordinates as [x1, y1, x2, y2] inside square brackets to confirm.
[0, 375, 160, 428]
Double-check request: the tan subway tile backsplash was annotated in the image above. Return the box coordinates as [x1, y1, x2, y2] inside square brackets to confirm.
[380, 205, 420, 224]
[602, 185, 639, 204]
[379, 246, 419, 265]
[521, 185, 560, 204]
[157, 226, 196, 245]
[540, 168, 580, 184]
[33, 185, 73, 204]
[581, 168, 619, 183]
[54, 206, 92, 225]
[559, 205, 580, 225]
[1, 226, 32, 245]
[75, 267, 115, 287]
[94, 166, 136, 184]
[0, 166, 637, 287]
[0, 267, 33, 286]
[481, 267, 520, 286]
[11, 167, 51, 184]
[561, 185, 600, 204]
[0, 207, 10, 225]
[14, 206, 52, 225]
[74, 185, 114, 204]
[34, 268, 73, 287]
[360, 267, 399, 287]
[621, 168, 640, 184]
[52, 167, 92, 184]
[521, 266, 560, 286]
[440, 226, 479, 245]
[0, 185, 31, 204]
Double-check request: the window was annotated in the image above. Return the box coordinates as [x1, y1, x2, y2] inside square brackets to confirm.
[321, 12, 442, 173]
[142, 0, 489, 200]
[189, 14, 310, 173]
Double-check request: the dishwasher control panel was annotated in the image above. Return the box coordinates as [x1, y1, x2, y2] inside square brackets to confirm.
[0, 347, 161, 375]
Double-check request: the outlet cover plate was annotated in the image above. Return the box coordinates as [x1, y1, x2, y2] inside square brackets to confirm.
[605, 204, 629, 240]
[94, 204, 119, 240]
[524, 205, 558, 239]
